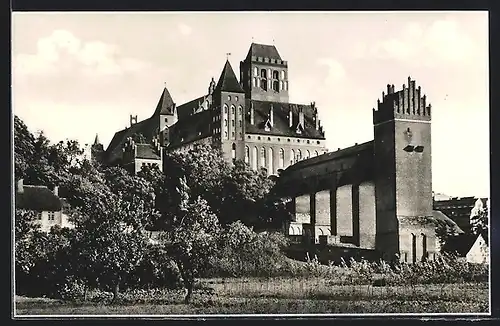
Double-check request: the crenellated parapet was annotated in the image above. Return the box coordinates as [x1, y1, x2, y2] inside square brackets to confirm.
[373, 76, 432, 125]
[251, 56, 288, 67]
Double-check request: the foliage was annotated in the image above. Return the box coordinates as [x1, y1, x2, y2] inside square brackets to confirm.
[471, 206, 488, 236]
[207, 221, 290, 277]
[167, 196, 221, 303]
[163, 143, 276, 227]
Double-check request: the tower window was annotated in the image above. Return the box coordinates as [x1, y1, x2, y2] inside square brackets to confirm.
[252, 78, 257, 87]
[261, 69, 267, 78]
[164, 118, 168, 123]
[280, 81, 284, 91]
[279, 148, 284, 168]
[273, 81, 279, 92]
[224, 119, 228, 127]
[268, 137, 271, 141]
[281, 70, 285, 79]
[228, 95, 231, 101]
[245, 146, 250, 163]
[231, 105, 235, 115]
[238, 106, 243, 114]
[258, 136, 261, 140]
[235, 96, 238, 102]
[253, 67, 258, 76]
[261, 79, 267, 91]
[260, 147, 266, 167]
[273, 70, 279, 79]
[224, 105, 228, 114]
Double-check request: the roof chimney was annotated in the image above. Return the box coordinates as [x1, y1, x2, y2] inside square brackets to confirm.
[53, 186, 59, 197]
[130, 115, 138, 126]
[17, 179, 24, 194]
[298, 107, 305, 128]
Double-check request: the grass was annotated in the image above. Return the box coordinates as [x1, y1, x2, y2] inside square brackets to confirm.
[15, 278, 489, 315]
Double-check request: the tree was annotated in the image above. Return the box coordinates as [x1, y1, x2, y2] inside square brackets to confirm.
[167, 196, 220, 303]
[471, 206, 488, 236]
[65, 165, 160, 303]
[14, 116, 35, 181]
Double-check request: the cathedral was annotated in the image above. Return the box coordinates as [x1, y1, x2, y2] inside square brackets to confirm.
[94, 43, 328, 175]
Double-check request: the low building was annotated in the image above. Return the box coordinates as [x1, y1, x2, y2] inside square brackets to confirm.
[15, 179, 74, 232]
[442, 232, 489, 264]
[433, 196, 488, 234]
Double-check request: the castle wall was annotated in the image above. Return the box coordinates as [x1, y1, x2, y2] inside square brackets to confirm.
[394, 120, 433, 217]
[358, 181, 377, 249]
[336, 184, 353, 237]
[244, 133, 327, 175]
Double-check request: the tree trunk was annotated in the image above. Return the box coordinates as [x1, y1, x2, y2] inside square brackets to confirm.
[110, 275, 121, 304]
[184, 278, 194, 304]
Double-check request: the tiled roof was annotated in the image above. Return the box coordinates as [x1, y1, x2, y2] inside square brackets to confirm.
[215, 60, 245, 93]
[168, 110, 212, 148]
[153, 87, 175, 115]
[442, 233, 478, 256]
[105, 117, 157, 164]
[246, 43, 282, 61]
[15, 186, 62, 212]
[245, 100, 325, 139]
[176, 95, 206, 120]
[136, 144, 161, 160]
[432, 210, 465, 235]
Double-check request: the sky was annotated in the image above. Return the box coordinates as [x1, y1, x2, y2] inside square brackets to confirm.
[11, 11, 489, 198]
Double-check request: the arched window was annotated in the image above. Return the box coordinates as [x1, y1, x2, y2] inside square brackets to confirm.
[273, 70, 279, 79]
[273, 80, 279, 92]
[268, 147, 274, 174]
[252, 78, 256, 87]
[257, 78, 261, 88]
[238, 106, 243, 115]
[260, 147, 266, 168]
[252, 147, 258, 170]
[421, 233, 428, 261]
[306, 150, 310, 159]
[290, 149, 295, 164]
[281, 70, 285, 79]
[224, 119, 228, 127]
[245, 146, 250, 164]
[297, 149, 302, 161]
[224, 131, 228, 139]
[231, 143, 236, 159]
[231, 105, 235, 115]
[280, 80, 284, 91]
[261, 79, 267, 91]
[411, 233, 417, 264]
[285, 81, 289, 91]
[253, 67, 258, 76]
[314, 150, 319, 157]
[260, 69, 267, 78]
[279, 148, 284, 168]
[223, 104, 228, 114]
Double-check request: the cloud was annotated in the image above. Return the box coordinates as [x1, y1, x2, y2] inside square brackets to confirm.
[178, 23, 192, 36]
[13, 29, 150, 78]
[364, 20, 481, 66]
[317, 58, 346, 86]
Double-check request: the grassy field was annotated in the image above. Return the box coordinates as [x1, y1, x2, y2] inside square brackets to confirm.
[15, 278, 489, 315]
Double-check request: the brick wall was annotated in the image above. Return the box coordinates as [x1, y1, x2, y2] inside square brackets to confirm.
[358, 181, 376, 249]
[336, 184, 353, 237]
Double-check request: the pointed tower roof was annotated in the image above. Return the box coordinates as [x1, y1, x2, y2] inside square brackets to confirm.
[93, 133, 100, 145]
[154, 86, 175, 116]
[215, 60, 244, 93]
[245, 43, 282, 61]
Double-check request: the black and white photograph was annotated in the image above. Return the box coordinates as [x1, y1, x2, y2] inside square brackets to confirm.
[12, 11, 490, 317]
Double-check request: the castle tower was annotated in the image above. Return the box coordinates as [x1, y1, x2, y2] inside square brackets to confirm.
[239, 43, 289, 103]
[90, 133, 104, 162]
[153, 85, 177, 146]
[212, 60, 246, 162]
[373, 77, 434, 263]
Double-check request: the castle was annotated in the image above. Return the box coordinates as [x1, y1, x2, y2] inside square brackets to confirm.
[93, 43, 328, 174]
[274, 77, 446, 263]
[92, 43, 447, 263]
